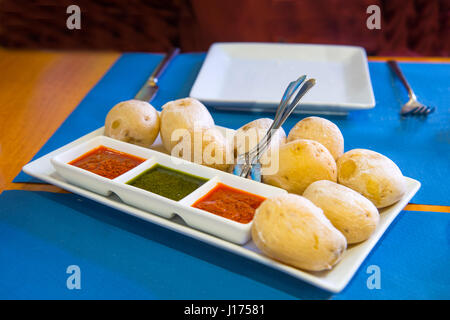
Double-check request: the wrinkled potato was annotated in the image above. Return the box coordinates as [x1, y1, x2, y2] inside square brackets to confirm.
[287, 116, 344, 160]
[262, 139, 337, 194]
[337, 149, 406, 208]
[233, 118, 286, 173]
[160, 98, 214, 152]
[234, 118, 286, 155]
[104, 99, 160, 148]
[252, 194, 347, 271]
[303, 180, 379, 244]
[171, 126, 233, 171]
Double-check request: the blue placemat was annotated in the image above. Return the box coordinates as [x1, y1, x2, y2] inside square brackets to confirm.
[13, 53, 205, 183]
[0, 190, 448, 299]
[14, 53, 450, 206]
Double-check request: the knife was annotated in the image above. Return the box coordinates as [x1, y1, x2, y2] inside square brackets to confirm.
[135, 47, 180, 102]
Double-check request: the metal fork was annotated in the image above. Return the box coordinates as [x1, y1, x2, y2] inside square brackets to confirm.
[387, 60, 435, 116]
[233, 75, 316, 180]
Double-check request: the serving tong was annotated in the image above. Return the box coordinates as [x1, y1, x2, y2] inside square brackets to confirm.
[233, 76, 316, 181]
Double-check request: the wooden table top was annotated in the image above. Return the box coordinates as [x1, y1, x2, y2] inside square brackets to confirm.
[0, 48, 448, 213]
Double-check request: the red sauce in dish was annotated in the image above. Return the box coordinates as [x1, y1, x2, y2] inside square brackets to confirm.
[192, 183, 266, 224]
[69, 146, 145, 179]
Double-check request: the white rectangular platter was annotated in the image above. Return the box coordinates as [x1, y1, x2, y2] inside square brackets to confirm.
[23, 126, 420, 293]
[190, 43, 376, 115]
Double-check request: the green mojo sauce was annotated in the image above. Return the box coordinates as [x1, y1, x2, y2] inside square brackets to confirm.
[127, 164, 208, 201]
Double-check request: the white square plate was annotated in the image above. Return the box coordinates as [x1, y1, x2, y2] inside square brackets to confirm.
[23, 127, 419, 293]
[190, 43, 375, 114]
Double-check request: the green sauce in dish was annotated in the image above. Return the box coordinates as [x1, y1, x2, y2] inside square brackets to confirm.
[126, 164, 208, 201]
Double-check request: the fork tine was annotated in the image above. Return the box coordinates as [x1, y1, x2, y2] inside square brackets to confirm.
[413, 106, 425, 114]
[419, 106, 430, 115]
[425, 106, 435, 115]
[401, 107, 419, 116]
[419, 106, 433, 115]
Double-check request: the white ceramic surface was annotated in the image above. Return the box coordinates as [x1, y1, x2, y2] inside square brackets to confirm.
[190, 43, 375, 114]
[24, 127, 420, 293]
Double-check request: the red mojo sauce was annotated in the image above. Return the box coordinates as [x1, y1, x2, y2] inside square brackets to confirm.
[69, 145, 145, 179]
[192, 183, 266, 224]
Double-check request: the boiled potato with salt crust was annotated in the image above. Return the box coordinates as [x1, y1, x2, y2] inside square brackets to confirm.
[234, 118, 286, 156]
[171, 126, 233, 172]
[303, 180, 379, 244]
[104, 99, 160, 148]
[233, 118, 286, 169]
[287, 116, 344, 160]
[252, 194, 347, 271]
[160, 98, 214, 152]
[262, 139, 337, 194]
[337, 149, 406, 208]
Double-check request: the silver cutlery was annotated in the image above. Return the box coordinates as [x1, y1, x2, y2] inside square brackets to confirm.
[387, 60, 435, 116]
[233, 75, 316, 181]
[135, 47, 180, 102]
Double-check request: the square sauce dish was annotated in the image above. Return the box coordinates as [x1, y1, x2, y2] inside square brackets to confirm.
[51, 135, 152, 196]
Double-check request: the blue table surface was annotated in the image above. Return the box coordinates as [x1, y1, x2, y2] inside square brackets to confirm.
[0, 190, 449, 299]
[6, 53, 450, 299]
[13, 53, 450, 206]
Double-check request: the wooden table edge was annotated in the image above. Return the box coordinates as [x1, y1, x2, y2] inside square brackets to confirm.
[368, 56, 450, 63]
[4, 182, 450, 213]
